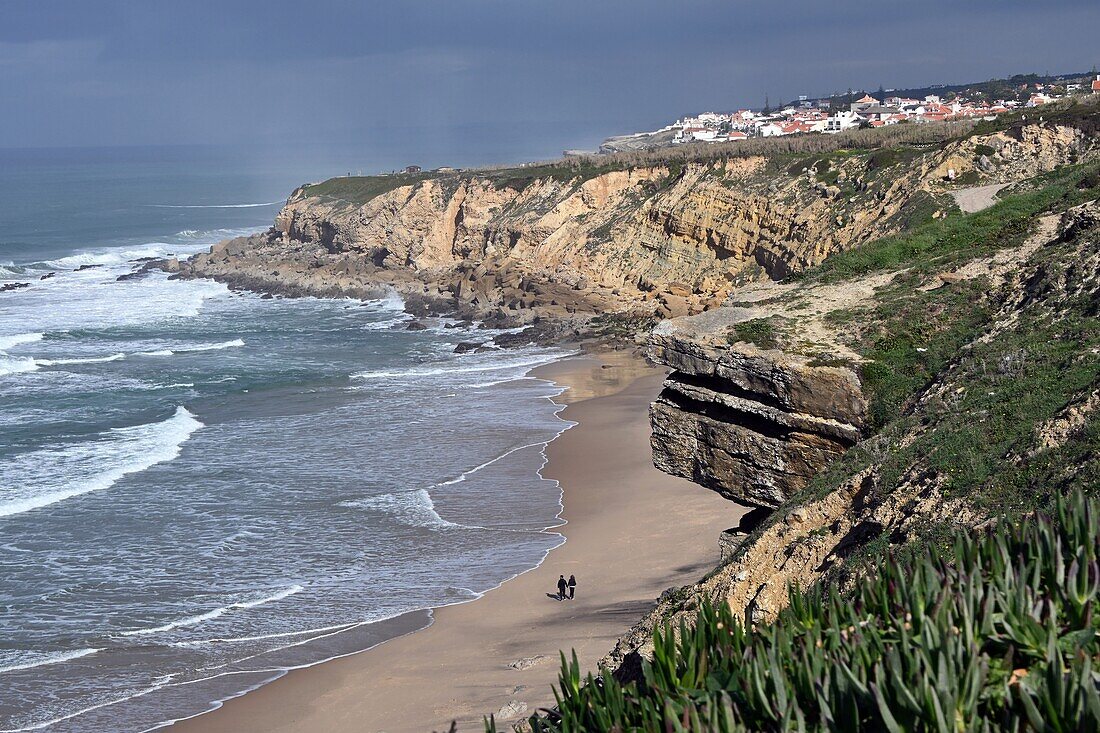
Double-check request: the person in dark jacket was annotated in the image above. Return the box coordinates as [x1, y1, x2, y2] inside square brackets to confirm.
[556, 575, 567, 601]
[567, 574, 577, 600]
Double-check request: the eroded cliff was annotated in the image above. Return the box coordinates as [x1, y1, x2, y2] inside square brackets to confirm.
[608, 178, 1100, 677]
[175, 113, 1097, 337]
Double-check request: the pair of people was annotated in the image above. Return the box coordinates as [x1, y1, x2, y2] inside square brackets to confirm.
[556, 574, 576, 600]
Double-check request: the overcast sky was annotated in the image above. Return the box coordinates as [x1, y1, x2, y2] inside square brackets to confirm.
[3, 0, 1098, 159]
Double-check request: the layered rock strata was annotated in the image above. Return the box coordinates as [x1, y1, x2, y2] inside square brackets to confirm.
[647, 312, 867, 508]
[174, 119, 1095, 329]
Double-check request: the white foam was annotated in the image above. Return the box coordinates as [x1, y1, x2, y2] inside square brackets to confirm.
[173, 227, 263, 241]
[0, 406, 202, 518]
[36, 353, 125, 366]
[433, 440, 551, 489]
[0, 356, 38, 377]
[360, 316, 410, 331]
[120, 586, 304, 637]
[33, 229, 257, 271]
[340, 489, 459, 530]
[169, 620, 360, 647]
[150, 202, 282, 209]
[43, 245, 178, 270]
[135, 339, 244, 357]
[0, 648, 99, 675]
[351, 352, 564, 382]
[0, 333, 43, 350]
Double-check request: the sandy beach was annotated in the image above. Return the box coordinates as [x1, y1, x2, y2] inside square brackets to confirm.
[174, 353, 744, 732]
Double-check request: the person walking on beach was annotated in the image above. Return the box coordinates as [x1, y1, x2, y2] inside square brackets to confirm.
[567, 574, 576, 600]
[557, 575, 568, 601]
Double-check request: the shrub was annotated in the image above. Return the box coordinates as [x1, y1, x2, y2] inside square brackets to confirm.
[509, 492, 1100, 732]
[727, 318, 781, 350]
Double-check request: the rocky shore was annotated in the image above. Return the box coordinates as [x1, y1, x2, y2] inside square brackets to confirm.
[155, 117, 1089, 355]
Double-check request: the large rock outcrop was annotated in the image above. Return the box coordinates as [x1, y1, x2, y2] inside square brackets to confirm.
[647, 314, 866, 508]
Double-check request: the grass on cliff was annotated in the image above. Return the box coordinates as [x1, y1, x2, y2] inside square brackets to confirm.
[504, 491, 1100, 732]
[726, 317, 783, 350]
[802, 162, 1100, 284]
[299, 171, 444, 205]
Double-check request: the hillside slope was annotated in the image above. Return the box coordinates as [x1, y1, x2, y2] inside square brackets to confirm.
[605, 164, 1100, 676]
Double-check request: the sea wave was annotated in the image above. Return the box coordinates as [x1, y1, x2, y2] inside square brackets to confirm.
[0, 356, 39, 377]
[173, 227, 262, 241]
[36, 353, 126, 366]
[433, 440, 554, 489]
[150, 202, 282, 209]
[0, 648, 100, 676]
[0, 333, 43, 351]
[0, 406, 202, 518]
[351, 351, 565, 382]
[120, 585, 304, 637]
[340, 489, 460, 530]
[135, 339, 244, 357]
[12, 341, 241, 370]
[41, 245, 178, 270]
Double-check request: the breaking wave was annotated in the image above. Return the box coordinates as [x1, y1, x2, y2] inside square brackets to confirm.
[0, 406, 202, 518]
[135, 339, 244, 357]
[351, 351, 566, 382]
[0, 356, 39, 377]
[0, 333, 43, 350]
[0, 648, 100, 676]
[119, 586, 304, 637]
[340, 489, 460, 530]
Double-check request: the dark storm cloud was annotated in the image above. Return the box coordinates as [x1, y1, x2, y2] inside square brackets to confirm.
[2, 0, 1098, 151]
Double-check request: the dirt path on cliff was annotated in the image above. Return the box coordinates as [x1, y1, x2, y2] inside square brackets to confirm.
[173, 357, 744, 733]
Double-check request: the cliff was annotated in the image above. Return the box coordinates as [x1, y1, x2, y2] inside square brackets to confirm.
[160, 98, 1100, 721]
[174, 108, 1096, 343]
[606, 167, 1100, 675]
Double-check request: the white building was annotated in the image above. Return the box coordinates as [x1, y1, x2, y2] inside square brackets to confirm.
[823, 111, 860, 133]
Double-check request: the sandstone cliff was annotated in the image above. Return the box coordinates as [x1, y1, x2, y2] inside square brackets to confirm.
[607, 183, 1100, 677]
[176, 113, 1096, 336]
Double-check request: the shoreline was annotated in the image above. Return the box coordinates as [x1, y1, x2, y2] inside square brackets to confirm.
[173, 352, 745, 732]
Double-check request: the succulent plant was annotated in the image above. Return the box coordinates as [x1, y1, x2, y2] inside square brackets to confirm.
[495, 491, 1100, 732]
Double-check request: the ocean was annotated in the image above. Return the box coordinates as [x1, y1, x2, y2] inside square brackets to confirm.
[0, 146, 571, 731]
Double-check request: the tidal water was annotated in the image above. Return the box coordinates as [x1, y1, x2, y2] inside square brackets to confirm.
[0, 146, 570, 731]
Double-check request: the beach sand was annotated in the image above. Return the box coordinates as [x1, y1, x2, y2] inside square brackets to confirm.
[175, 354, 744, 732]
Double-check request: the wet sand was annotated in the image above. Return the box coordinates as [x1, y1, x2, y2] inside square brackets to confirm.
[175, 354, 744, 732]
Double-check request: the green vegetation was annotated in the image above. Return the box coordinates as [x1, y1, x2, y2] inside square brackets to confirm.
[866, 146, 924, 171]
[495, 109, 1100, 730]
[798, 167, 1099, 519]
[969, 96, 1100, 140]
[295, 96, 1099, 210]
[506, 492, 1100, 732]
[299, 171, 442, 205]
[299, 119, 975, 207]
[853, 277, 992, 430]
[727, 318, 782, 350]
[803, 162, 1100, 284]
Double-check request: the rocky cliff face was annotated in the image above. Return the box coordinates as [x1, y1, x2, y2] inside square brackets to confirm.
[647, 318, 866, 508]
[607, 194, 1100, 677]
[176, 119, 1096, 329]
